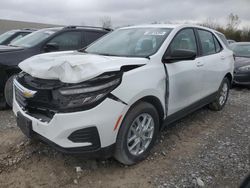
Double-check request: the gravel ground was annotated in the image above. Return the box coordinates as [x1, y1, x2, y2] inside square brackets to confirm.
[0, 87, 249, 188]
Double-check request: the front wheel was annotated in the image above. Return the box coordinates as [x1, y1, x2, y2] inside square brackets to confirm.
[208, 77, 230, 111]
[4, 75, 15, 108]
[114, 102, 159, 165]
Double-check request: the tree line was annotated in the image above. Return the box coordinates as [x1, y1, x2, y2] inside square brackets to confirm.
[99, 13, 250, 42]
[200, 13, 250, 42]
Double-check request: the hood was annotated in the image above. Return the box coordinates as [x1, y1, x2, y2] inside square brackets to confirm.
[19, 51, 148, 83]
[0, 45, 25, 53]
[234, 56, 250, 68]
[235, 56, 250, 69]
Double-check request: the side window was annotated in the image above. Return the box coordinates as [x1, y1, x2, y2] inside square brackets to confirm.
[47, 31, 82, 51]
[213, 36, 222, 53]
[84, 31, 106, 46]
[198, 30, 216, 55]
[169, 28, 197, 53]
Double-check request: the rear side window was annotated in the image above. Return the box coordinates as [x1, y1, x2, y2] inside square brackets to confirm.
[216, 32, 230, 49]
[198, 30, 216, 56]
[168, 28, 197, 53]
[48, 31, 82, 51]
[213, 36, 222, 53]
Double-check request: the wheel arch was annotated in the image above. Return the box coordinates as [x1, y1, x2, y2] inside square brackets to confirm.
[123, 95, 165, 130]
[225, 72, 233, 85]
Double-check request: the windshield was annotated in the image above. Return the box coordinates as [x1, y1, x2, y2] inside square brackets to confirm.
[11, 29, 57, 47]
[230, 43, 250, 58]
[0, 30, 16, 43]
[85, 28, 172, 57]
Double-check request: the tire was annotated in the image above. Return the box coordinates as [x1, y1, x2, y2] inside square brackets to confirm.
[114, 102, 159, 165]
[208, 77, 230, 111]
[0, 97, 8, 110]
[4, 75, 15, 108]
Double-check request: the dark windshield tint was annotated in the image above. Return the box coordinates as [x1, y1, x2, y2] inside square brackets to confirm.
[85, 28, 172, 57]
[11, 29, 58, 47]
[231, 43, 250, 58]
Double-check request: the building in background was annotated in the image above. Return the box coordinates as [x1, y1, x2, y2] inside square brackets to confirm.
[0, 19, 60, 34]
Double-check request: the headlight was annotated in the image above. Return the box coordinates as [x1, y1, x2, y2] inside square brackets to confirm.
[238, 65, 250, 72]
[53, 72, 122, 110]
[59, 78, 121, 95]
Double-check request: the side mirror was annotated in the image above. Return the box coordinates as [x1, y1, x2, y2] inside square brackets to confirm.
[163, 49, 196, 63]
[44, 43, 59, 52]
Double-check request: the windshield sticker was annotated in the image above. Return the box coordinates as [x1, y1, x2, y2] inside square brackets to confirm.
[144, 31, 167, 36]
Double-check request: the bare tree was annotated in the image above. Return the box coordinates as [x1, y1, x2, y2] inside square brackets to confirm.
[199, 17, 219, 29]
[100, 16, 112, 29]
[226, 13, 240, 30]
[151, 21, 160, 24]
[241, 27, 250, 41]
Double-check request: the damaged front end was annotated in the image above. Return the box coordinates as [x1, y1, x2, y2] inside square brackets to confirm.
[14, 71, 123, 122]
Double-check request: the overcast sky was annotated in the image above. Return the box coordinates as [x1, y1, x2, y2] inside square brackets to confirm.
[0, 0, 250, 28]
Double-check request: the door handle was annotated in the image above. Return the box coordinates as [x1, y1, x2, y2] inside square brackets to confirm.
[196, 62, 204, 67]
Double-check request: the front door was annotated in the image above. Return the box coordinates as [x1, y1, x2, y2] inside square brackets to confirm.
[165, 28, 203, 115]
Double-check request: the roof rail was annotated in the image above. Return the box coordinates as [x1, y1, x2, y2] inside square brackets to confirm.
[63, 25, 112, 31]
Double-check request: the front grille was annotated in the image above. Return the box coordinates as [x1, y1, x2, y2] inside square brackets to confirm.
[14, 79, 55, 121]
[14, 71, 122, 120]
[68, 127, 101, 151]
[15, 84, 28, 108]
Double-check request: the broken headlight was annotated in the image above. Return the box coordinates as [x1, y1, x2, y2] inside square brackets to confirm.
[53, 72, 122, 110]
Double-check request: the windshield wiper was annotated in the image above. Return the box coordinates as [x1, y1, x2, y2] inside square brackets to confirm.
[96, 53, 117, 56]
[78, 47, 88, 53]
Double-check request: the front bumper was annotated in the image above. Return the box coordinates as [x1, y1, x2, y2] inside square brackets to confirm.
[233, 71, 250, 85]
[13, 94, 127, 155]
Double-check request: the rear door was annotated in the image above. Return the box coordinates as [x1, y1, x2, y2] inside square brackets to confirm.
[44, 31, 83, 51]
[165, 28, 203, 115]
[196, 29, 225, 97]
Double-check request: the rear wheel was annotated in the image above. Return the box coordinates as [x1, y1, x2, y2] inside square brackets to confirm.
[0, 97, 8, 110]
[208, 77, 230, 111]
[114, 102, 159, 165]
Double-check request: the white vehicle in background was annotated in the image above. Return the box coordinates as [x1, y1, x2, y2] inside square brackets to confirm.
[227, 39, 236, 44]
[13, 24, 234, 165]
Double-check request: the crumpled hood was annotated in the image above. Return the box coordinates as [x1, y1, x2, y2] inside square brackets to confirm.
[19, 51, 148, 83]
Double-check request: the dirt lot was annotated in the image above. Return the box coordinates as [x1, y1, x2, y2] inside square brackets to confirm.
[0, 88, 249, 188]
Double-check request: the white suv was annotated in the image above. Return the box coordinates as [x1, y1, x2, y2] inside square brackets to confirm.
[13, 24, 234, 165]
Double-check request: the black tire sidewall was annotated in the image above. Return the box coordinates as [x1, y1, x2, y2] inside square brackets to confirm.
[115, 102, 159, 164]
[4, 75, 15, 107]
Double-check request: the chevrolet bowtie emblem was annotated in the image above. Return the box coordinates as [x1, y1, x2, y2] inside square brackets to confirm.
[14, 79, 37, 98]
[23, 91, 36, 98]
